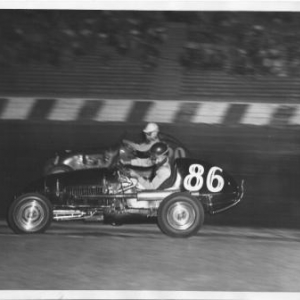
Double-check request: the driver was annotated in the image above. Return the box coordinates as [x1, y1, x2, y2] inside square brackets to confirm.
[123, 123, 160, 152]
[127, 142, 171, 190]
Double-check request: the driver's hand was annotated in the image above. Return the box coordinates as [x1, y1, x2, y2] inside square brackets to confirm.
[121, 167, 130, 176]
[129, 169, 139, 179]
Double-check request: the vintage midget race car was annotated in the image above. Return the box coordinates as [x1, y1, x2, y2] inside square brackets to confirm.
[7, 157, 244, 238]
[43, 133, 189, 175]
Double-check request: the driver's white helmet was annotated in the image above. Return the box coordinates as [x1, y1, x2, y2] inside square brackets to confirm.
[143, 123, 159, 133]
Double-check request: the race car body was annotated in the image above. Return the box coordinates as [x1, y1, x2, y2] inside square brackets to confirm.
[7, 158, 244, 238]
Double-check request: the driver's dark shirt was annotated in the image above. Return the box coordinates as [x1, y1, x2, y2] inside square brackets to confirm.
[136, 158, 171, 190]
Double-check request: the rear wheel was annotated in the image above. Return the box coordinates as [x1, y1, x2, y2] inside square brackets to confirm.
[7, 193, 53, 234]
[157, 193, 204, 238]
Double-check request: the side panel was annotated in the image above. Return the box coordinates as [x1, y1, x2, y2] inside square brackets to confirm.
[175, 158, 241, 213]
[176, 158, 238, 193]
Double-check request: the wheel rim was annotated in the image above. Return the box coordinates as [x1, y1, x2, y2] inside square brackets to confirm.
[14, 198, 48, 232]
[166, 201, 196, 231]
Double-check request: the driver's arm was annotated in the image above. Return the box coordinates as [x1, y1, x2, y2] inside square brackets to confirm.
[123, 139, 152, 152]
[123, 139, 135, 147]
[129, 157, 153, 167]
[120, 157, 153, 167]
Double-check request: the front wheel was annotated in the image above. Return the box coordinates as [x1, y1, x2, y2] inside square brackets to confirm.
[157, 193, 204, 238]
[7, 193, 53, 234]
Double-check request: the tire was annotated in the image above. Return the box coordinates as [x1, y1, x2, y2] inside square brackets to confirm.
[157, 192, 204, 238]
[7, 193, 53, 234]
[46, 165, 73, 175]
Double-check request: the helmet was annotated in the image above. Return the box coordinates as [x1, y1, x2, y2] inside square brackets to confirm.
[143, 123, 159, 133]
[150, 142, 168, 157]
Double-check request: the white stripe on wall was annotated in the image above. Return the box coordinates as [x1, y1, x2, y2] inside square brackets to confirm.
[47, 98, 86, 121]
[240, 103, 279, 125]
[0, 97, 36, 120]
[192, 102, 230, 124]
[0, 97, 299, 126]
[288, 104, 300, 125]
[94, 100, 133, 122]
[144, 101, 181, 123]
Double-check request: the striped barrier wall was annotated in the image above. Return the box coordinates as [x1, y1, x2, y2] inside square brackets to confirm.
[0, 97, 300, 126]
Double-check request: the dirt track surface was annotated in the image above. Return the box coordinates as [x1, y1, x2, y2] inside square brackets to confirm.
[1, 220, 300, 291]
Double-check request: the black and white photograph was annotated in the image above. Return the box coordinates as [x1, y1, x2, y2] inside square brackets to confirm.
[0, 1, 300, 299]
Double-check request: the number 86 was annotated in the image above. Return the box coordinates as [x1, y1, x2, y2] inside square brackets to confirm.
[183, 164, 224, 193]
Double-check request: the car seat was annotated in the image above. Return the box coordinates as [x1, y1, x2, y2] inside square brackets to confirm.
[157, 161, 178, 190]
